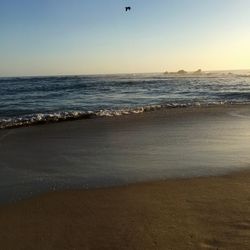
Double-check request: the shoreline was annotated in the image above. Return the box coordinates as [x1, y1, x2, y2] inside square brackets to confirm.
[1, 105, 250, 248]
[1, 170, 250, 249]
[1, 103, 250, 130]
[1, 104, 250, 204]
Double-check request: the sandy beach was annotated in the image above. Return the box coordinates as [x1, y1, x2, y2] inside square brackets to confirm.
[0, 170, 250, 250]
[1, 106, 250, 249]
[1, 105, 250, 203]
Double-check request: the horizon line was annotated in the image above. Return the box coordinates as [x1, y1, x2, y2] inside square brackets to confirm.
[0, 68, 249, 79]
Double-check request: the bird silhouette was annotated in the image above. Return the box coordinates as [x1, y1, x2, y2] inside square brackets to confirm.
[125, 6, 131, 12]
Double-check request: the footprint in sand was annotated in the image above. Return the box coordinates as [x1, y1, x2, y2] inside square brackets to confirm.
[200, 239, 221, 249]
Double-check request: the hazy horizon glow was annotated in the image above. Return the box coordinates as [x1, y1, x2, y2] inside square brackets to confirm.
[0, 0, 250, 77]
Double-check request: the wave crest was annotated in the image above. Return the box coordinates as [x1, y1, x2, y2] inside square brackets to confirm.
[0, 105, 163, 129]
[0, 102, 248, 129]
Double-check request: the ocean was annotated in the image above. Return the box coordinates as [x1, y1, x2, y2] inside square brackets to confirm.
[1, 71, 250, 129]
[1, 71, 250, 203]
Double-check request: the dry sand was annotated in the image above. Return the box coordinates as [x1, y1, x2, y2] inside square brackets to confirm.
[1, 171, 250, 250]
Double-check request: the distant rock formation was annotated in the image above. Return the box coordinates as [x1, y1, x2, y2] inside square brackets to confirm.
[194, 69, 202, 74]
[164, 69, 203, 75]
[177, 70, 187, 74]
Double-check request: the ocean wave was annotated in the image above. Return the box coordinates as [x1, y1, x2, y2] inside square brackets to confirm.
[0, 105, 162, 129]
[2, 73, 250, 130]
[235, 74, 250, 78]
[217, 92, 250, 99]
[0, 102, 247, 130]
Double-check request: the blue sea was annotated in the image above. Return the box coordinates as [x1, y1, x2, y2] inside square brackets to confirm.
[1, 70, 250, 129]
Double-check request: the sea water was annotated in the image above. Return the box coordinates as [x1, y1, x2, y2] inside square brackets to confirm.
[1, 71, 250, 203]
[1, 71, 250, 129]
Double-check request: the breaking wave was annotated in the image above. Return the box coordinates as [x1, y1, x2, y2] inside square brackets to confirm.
[0, 105, 161, 129]
[0, 101, 247, 129]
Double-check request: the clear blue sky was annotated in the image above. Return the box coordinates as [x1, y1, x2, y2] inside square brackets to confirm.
[0, 0, 250, 76]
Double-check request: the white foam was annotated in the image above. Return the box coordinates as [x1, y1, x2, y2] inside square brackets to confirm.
[0, 102, 249, 129]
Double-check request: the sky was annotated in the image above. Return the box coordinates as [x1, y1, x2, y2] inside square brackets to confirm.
[0, 0, 250, 77]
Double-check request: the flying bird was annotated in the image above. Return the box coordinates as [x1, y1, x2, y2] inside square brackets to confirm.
[125, 6, 131, 12]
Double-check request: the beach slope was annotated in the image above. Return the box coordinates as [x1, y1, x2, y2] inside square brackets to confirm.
[0, 171, 250, 250]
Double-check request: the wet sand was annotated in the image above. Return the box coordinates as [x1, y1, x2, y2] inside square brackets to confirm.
[1, 105, 250, 249]
[1, 105, 250, 203]
[0, 171, 250, 250]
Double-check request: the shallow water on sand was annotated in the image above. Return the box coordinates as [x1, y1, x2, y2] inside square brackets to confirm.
[0, 106, 250, 204]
